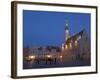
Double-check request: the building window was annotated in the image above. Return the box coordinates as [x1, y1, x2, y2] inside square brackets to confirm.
[69, 43, 72, 49]
[65, 44, 68, 50]
[75, 40, 78, 48]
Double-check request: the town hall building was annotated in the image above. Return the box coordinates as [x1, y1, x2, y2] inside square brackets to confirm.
[61, 18, 91, 61]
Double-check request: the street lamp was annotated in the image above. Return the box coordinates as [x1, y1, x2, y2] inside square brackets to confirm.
[59, 55, 63, 62]
[47, 55, 52, 58]
[29, 55, 36, 60]
[60, 55, 63, 59]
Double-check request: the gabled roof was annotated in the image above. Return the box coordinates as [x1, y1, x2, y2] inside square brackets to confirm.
[66, 29, 85, 44]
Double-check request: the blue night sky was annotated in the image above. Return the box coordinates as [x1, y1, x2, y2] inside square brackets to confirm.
[23, 10, 91, 47]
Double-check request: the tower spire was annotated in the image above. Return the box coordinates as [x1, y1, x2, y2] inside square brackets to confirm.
[62, 17, 69, 51]
[65, 17, 69, 41]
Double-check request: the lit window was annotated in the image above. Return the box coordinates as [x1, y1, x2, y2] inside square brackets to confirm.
[65, 45, 68, 50]
[69, 43, 72, 49]
[75, 40, 78, 48]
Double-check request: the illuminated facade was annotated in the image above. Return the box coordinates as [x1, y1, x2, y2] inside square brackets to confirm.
[61, 18, 90, 60]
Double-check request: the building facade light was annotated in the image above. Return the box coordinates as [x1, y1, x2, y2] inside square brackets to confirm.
[60, 55, 63, 59]
[69, 43, 72, 49]
[65, 44, 68, 50]
[29, 55, 36, 59]
[47, 55, 52, 58]
[75, 40, 78, 48]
